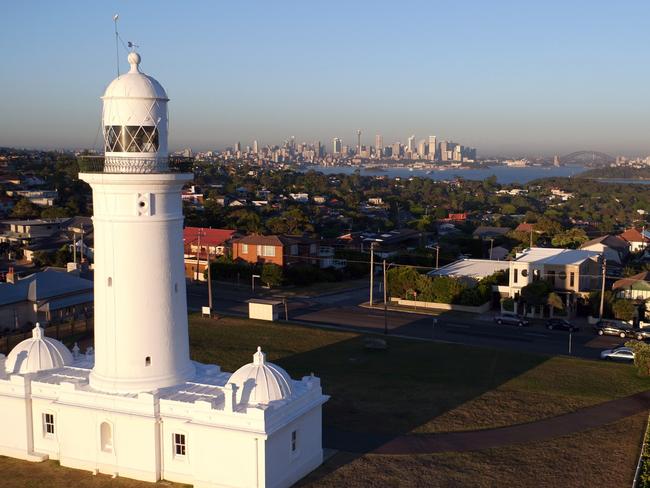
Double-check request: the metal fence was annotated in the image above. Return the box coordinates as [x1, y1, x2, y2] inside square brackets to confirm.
[0, 318, 93, 355]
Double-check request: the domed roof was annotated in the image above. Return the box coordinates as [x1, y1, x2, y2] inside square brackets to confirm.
[103, 52, 168, 100]
[228, 347, 293, 406]
[6, 324, 74, 374]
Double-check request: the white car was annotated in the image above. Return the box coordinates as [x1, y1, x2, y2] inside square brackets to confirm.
[600, 347, 635, 362]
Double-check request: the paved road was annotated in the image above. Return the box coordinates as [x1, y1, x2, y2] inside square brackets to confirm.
[187, 281, 626, 360]
[324, 390, 650, 454]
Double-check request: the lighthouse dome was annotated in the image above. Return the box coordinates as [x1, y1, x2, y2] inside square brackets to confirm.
[229, 347, 293, 406]
[103, 52, 168, 101]
[5, 324, 74, 374]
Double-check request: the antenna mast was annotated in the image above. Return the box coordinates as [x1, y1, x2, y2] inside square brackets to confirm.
[113, 14, 120, 77]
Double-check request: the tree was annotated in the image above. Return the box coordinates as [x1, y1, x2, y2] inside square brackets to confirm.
[10, 198, 40, 219]
[612, 299, 636, 322]
[261, 263, 283, 288]
[625, 341, 650, 377]
[520, 280, 553, 306]
[551, 228, 588, 249]
[547, 292, 564, 311]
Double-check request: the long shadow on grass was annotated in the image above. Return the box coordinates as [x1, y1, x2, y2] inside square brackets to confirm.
[274, 316, 550, 480]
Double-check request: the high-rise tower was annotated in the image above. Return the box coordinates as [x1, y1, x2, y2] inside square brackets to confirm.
[79, 52, 195, 393]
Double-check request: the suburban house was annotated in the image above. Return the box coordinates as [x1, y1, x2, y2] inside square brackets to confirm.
[231, 234, 319, 268]
[619, 228, 649, 253]
[580, 235, 629, 265]
[507, 247, 602, 316]
[612, 272, 650, 302]
[0, 218, 70, 246]
[183, 227, 237, 280]
[0, 269, 93, 330]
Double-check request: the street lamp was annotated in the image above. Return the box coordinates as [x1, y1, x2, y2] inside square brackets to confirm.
[252, 274, 261, 292]
[433, 245, 440, 269]
[383, 261, 397, 335]
[487, 238, 494, 260]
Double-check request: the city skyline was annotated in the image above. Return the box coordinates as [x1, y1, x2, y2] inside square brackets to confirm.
[2, 1, 650, 156]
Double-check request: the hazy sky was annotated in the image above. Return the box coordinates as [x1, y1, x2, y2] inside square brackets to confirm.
[1, 1, 650, 156]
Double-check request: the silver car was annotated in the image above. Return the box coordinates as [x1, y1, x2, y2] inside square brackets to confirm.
[600, 347, 635, 362]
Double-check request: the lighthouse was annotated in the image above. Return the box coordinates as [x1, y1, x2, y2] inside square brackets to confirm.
[0, 49, 326, 488]
[79, 51, 195, 393]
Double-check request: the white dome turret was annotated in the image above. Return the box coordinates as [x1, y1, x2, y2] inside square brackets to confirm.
[229, 347, 293, 406]
[5, 324, 74, 374]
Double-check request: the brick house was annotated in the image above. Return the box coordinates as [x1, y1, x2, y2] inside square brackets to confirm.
[231, 234, 319, 268]
[183, 227, 237, 280]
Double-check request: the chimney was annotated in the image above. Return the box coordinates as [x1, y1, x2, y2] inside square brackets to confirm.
[6, 267, 15, 284]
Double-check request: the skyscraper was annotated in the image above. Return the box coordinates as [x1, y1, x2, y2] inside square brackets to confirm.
[375, 134, 383, 156]
[417, 140, 426, 158]
[407, 135, 416, 154]
[356, 129, 362, 155]
[428, 135, 437, 161]
[235, 141, 241, 153]
[252, 140, 258, 154]
[332, 137, 342, 154]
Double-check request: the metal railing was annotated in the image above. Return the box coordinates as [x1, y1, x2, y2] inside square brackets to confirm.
[77, 155, 194, 174]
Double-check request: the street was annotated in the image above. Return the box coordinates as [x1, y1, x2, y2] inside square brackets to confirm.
[187, 280, 627, 361]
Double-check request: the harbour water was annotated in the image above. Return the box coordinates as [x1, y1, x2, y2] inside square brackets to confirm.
[299, 164, 586, 184]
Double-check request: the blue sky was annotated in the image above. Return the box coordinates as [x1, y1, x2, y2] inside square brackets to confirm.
[1, 1, 650, 156]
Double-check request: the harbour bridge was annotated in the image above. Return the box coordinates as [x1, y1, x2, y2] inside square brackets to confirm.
[559, 151, 615, 165]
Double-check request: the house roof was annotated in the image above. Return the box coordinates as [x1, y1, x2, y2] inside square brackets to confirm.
[184, 227, 236, 247]
[612, 272, 650, 291]
[513, 247, 601, 266]
[581, 235, 630, 250]
[232, 234, 290, 247]
[428, 259, 509, 279]
[515, 223, 535, 233]
[620, 228, 649, 243]
[472, 226, 510, 238]
[0, 269, 93, 306]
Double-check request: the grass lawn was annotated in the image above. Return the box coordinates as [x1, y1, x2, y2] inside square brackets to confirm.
[2, 314, 649, 487]
[189, 314, 650, 434]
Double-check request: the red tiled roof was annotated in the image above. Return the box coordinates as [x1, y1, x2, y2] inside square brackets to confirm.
[515, 222, 534, 233]
[612, 271, 650, 290]
[619, 228, 649, 243]
[184, 227, 236, 246]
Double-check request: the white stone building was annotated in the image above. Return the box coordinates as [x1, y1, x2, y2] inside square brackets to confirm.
[0, 51, 327, 488]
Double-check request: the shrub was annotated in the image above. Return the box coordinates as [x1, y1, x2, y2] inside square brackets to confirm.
[612, 299, 636, 322]
[261, 263, 283, 288]
[625, 341, 650, 377]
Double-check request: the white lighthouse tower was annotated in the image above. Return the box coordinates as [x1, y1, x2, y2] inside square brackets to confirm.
[0, 49, 326, 488]
[79, 51, 195, 393]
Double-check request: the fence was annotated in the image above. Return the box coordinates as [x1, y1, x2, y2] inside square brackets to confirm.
[0, 318, 93, 355]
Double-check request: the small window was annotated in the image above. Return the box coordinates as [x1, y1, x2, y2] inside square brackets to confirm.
[513, 268, 518, 284]
[241, 244, 248, 254]
[521, 269, 528, 278]
[263, 245, 276, 257]
[100, 422, 113, 453]
[291, 430, 297, 452]
[291, 245, 298, 256]
[145, 356, 151, 366]
[173, 433, 186, 457]
[570, 272, 575, 287]
[257, 245, 263, 256]
[44, 413, 55, 436]
[107, 277, 112, 287]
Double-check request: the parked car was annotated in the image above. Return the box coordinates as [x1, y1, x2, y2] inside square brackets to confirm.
[593, 321, 649, 340]
[494, 314, 530, 327]
[600, 347, 635, 362]
[545, 318, 579, 332]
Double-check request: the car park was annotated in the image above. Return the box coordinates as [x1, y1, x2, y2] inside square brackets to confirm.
[494, 314, 530, 327]
[600, 347, 635, 362]
[545, 318, 579, 332]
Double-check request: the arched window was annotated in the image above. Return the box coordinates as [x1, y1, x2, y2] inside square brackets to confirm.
[100, 422, 113, 453]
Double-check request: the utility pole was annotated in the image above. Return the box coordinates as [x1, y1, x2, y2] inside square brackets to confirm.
[435, 246, 440, 269]
[195, 229, 203, 282]
[369, 242, 375, 306]
[72, 231, 77, 264]
[529, 228, 533, 248]
[488, 238, 494, 260]
[80, 225, 85, 263]
[383, 259, 387, 305]
[206, 251, 213, 311]
[599, 258, 607, 320]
